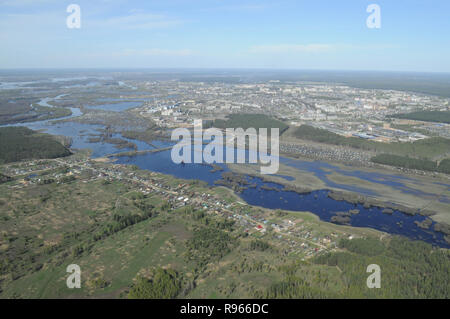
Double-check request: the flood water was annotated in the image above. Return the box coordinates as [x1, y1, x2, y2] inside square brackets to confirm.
[2, 107, 450, 248]
[113, 146, 450, 248]
[85, 101, 143, 112]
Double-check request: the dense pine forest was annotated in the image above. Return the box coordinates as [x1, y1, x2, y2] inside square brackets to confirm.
[260, 237, 450, 299]
[0, 127, 72, 164]
[212, 114, 289, 135]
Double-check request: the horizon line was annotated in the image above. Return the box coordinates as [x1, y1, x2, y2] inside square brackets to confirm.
[1, 67, 450, 75]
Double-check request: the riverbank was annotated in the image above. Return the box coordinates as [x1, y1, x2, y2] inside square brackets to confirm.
[227, 159, 450, 243]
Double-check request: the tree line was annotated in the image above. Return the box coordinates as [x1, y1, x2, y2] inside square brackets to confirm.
[211, 114, 289, 135]
[371, 154, 450, 174]
[0, 127, 71, 164]
[390, 110, 450, 124]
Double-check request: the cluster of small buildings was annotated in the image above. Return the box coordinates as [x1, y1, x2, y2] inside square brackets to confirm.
[310, 121, 429, 143]
[124, 80, 449, 144]
[3, 155, 358, 259]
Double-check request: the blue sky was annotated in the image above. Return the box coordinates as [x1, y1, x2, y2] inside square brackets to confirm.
[0, 0, 449, 72]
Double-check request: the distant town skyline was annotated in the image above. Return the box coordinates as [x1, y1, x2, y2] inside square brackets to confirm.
[1, 0, 449, 72]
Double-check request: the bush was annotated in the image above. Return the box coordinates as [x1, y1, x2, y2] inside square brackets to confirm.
[250, 239, 270, 251]
[128, 268, 181, 299]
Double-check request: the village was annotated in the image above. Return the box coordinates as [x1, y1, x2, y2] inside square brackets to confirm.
[0, 154, 363, 261]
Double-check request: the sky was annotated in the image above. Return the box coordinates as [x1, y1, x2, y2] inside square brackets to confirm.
[0, 0, 449, 72]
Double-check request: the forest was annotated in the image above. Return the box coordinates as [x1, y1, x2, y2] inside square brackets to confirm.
[211, 114, 289, 135]
[312, 237, 450, 298]
[0, 127, 72, 164]
[437, 159, 450, 174]
[371, 154, 450, 174]
[371, 154, 438, 171]
[260, 237, 450, 299]
[391, 110, 450, 124]
[128, 268, 182, 299]
[185, 223, 237, 270]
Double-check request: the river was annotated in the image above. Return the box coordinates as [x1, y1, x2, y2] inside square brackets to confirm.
[2, 102, 449, 248]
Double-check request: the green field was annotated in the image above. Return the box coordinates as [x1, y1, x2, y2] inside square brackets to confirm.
[0, 164, 449, 299]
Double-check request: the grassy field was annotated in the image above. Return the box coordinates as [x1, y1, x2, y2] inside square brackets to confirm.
[0, 163, 448, 298]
